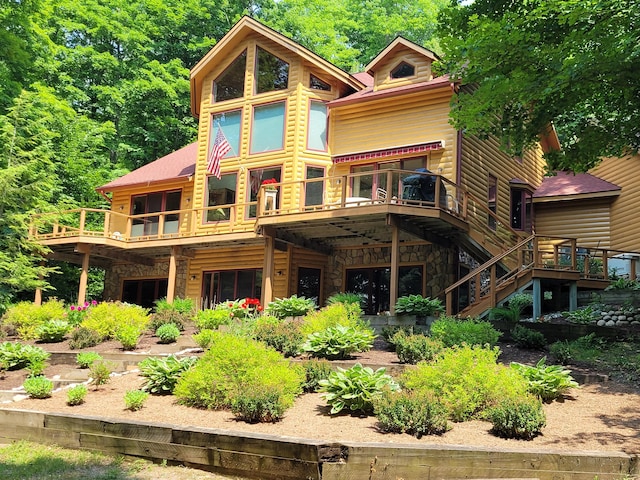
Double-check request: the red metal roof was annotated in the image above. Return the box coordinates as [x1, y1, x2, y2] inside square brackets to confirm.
[534, 171, 620, 198]
[352, 72, 374, 87]
[98, 142, 197, 192]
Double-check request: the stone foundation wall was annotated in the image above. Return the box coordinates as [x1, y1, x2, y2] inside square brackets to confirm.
[103, 260, 188, 301]
[325, 243, 456, 300]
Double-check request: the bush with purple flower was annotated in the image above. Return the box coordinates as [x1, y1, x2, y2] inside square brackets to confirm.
[67, 300, 98, 326]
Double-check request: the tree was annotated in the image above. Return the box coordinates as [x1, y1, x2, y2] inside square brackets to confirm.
[437, 0, 640, 171]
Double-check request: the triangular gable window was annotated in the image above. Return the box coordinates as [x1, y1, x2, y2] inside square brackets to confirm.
[310, 74, 331, 91]
[256, 47, 289, 94]
[214, 50, 246, 102]
[390, 62, 415, 79]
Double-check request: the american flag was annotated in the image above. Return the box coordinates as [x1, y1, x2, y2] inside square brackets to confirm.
[206, 128, 231, 178]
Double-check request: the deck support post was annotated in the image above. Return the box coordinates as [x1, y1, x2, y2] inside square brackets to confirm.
[167, 246, 179, 303]
[390, 221, 400, 315]
[261, 229, 275, 306]
[78, 251, 90, 305]
[569, 281, 578, 312]
[34, 263, 44, 306]
[532, 278, 542, 320]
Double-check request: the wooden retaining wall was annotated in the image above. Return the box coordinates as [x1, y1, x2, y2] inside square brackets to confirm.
[0, 409, 637, 480]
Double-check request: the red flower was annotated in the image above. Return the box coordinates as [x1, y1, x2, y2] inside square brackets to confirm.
[261, 178, 277, 185]
[257, 305, 263, 312]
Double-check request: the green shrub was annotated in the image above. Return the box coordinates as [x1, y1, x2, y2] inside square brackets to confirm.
[174, 332, 304, 412]
[252, 316, 304, 357]
[319, 363, 399, 415]
[89, 361, 112, 388]
[192, 329, 217, 349]
[430, 316, 501, 348]
[231, 388, 287, 423]
[374, 390, 450, 437]
[302, 359, 333, 393]
[0, 342, 50, 371]
[549, 333, 604, 365]
[2, 300, 66, 340]
[549, 339, 572, 364]
[138, 355, 198, 395]
[76, 352, 103, 369]
[510, 324, 547, 350]
[401, 345, 528, 422]
[149, 309, 188, 332]
[23, 376, 54, 399]
[302, 324, 375, 360]
[510, 357, 579, 402]
[266, 295, 316, 319]
[393, 331, 445, 364]
[563, 306, 597, 324]
[35, 320, 71, 343]
[301, 303, 364, 335]
[326, 292, 363, 306]
[26, 357, 47, 376]
[124, 390, 149, 411]
[66, 384, 88, 406]
[154, 297, 195, 315]
[489, 293, 533, 323]
[68, 326, 102, 350]
[605, 277, 640, 290]
[194, 308, 231, 330]
[82, 302, 150, 341]
[394, 295, 443, 317]
[156, 323, 180, 344]
[487, 395, 546, 439]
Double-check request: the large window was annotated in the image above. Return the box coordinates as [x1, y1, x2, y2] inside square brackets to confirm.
[307, 101, 328, 151]
[247, 166, 282, 218]
[511, 187, 533, 232]
[122, 279, 168, 309]
[206, 173, 237, 222]
[211, 110, 241, 159]
[488, 174, 497, 230]
[346, 265, 423, 315]
[304, 166, 325, 208]
[131, 190, 181, 237]
[251, 102, 285, 153]
[201, 269, 262, 308]
[351, 157, 426, 199]
[213, 51, 246, 102]
[255, 47, 289, 94]
[297, 267, 321, 305]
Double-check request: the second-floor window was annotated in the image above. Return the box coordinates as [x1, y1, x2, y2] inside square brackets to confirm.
[255, 47, 289, 94]
[206, 173, 237, 222]
[307, 101, 328, 151]
[211, 110, 241, 159]
[213, 50, 246, 102]
[248, 167, 282, 218]
[131, 190, 181, 237]
[251, 101, 286, 153]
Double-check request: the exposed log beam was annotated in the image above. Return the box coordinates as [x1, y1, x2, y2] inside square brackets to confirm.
[47, 252, 112, 268]
[89, 246, 155, 266]
[387, 214, 449, 247]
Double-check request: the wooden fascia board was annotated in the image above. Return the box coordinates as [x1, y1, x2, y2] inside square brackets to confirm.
[365, 37, 439, 75]
[98, 177, 193, 196]
[533, 190, 620, 203]
[190, 17, 365, 117]
[328, 81, 452, 110]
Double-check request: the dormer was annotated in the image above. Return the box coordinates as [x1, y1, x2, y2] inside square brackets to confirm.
[365, 37, 440, 92]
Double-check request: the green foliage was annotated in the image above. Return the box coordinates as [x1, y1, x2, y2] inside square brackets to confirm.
[35, 320, 71, 343]
[23, 375, 54, 399]
[266, 295, 316, 319]
[301, 303, 364, 335]
[430, 316, 502, 348]
[194, 308, 231, 331]
[510, 324, 547, 350]
[138, 355, 198, 395]
[394, 295, 443, 317]
[26, 357, 47, 377]
[319, 363, 399, 415]
[76, 352, 103, 369]
[380, 325, 426, 346]
[489, 293, 533, 323]
[124, 390, 149, 411]
[214, 298, 262, 320]
[302, 359, 333, 393]
[374, 390, 450, 437]
[401, 345, 528, 422]
[149, 309, 188, 332]
[66, 384, 88, 406]
[326, 292, 363, 306]
[174, 332, 304, 412]
[154, 297, 195, 315]
[511, 357, 579, 402]
[68, 326, 101, 350]
[192, 329, 217, 350]
[2, 300, 66, 340]
[302, 324, 375, 360]
[114, 323, 142, 350]
[605, 278, 640, 291]
[0, 342, 49, 371]
[563, 306, 597, 324]
[230, 388, 288, 423]
[392, 331, 445, 364]
[155, 323, 180, 344]
[82, 302, 150, 341]
[252, 316, 304, 357]
[488, 395, 546, 440]
[89, 361, 112, 388]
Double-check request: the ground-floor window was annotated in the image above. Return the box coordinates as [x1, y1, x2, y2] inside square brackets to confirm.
[201, 269, 262, 308]
[122, 278, 168, 309]
[345, 265, 423, 315]
[297, 267, 321, 305]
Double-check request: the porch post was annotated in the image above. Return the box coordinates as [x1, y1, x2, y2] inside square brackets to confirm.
[34, 263, 43, 306]
[78, 252, 90, 305]
[532, 278, 542, 320]
[167, 246, 179, 303]
[390, 222, 400, 315]
[569, 281, 578, 312]
[261, 229, 275, 306]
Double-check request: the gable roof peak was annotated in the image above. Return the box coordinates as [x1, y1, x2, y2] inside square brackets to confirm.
[365, 36, 440, 76]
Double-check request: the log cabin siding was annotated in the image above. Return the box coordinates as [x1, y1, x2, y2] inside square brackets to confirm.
[590, 154, 640, 251]
[373, 49, 433, 90]
[534, 199, 612, 249]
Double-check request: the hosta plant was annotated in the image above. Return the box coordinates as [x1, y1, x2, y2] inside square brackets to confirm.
[138, 355, 198, 395]
[394, 295, 443, 317]
[35, 320, 71, 343]
[510, 357, 579, 402]
[76, 352, 103, 369]
[302, 324, 375, 360]
[0, 342, 50, 371]
[318, 363, 399, 415]
[266, 295, 316, 319]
